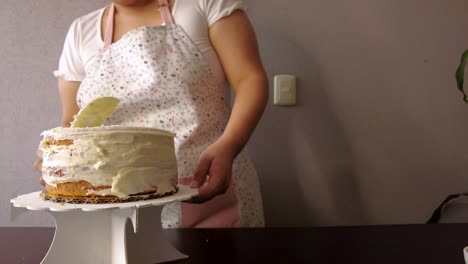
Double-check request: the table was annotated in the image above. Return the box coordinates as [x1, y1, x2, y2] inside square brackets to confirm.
[2, 224, 468, 263]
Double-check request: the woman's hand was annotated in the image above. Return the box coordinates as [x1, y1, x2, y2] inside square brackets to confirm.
[189, 138, 237, 203]
[34, 148, 45, 186]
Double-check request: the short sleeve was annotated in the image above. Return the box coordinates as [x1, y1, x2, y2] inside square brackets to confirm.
[53, 18, 86, 81]
[202, 0, 247, 27]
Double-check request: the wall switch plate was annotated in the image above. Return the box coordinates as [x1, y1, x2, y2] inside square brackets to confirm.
[274, 74, 296, 106]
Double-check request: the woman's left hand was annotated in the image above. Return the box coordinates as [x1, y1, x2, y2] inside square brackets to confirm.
[189, 138, 237, 203]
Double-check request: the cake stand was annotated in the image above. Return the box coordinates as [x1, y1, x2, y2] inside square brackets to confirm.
[10, 185, 197, 264]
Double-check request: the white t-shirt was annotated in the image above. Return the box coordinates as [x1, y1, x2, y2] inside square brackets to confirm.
[54, 0, 246, 87]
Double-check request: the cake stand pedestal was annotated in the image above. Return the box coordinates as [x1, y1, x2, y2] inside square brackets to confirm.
[10, 185, 197, 264]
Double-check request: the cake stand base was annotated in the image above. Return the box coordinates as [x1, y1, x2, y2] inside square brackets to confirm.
[10, 185, 197, 264]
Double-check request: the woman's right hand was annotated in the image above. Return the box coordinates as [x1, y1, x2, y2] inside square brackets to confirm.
[34, 148, 45, 186]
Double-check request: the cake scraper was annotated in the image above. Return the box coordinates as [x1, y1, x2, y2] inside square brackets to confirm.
[70, 97, 120, 128]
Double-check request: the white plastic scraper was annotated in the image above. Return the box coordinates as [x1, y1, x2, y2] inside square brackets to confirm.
[70, 97, 120, 128]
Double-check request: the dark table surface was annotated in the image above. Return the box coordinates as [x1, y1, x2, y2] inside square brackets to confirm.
[2, 224, 468, 264]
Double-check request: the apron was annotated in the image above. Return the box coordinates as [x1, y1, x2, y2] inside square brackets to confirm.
[77, 0, 264, 228]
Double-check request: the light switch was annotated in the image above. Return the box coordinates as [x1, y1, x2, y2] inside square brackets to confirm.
[274, 74, 296, 106]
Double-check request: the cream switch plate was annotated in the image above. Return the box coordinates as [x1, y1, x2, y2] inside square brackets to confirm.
[274, 74, 296, 106]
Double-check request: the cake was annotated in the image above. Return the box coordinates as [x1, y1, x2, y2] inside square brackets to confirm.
[39, 126, 178, 203]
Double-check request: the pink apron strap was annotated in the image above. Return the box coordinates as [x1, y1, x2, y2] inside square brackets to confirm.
[103, 1, 175, 48]
[103, 3, 115, 48]
[158, 0, 175, 25]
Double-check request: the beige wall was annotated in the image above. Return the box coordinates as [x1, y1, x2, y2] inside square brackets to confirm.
[2, 0, 468, 227]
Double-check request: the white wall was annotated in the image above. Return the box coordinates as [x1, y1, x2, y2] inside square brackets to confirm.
[2, 0, 468, 227]
[246, 0, 468, 226]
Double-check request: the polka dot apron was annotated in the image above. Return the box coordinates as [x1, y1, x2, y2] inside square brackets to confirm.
[76, 0, 264, 227]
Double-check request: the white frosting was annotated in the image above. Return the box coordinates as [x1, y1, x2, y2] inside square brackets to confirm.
[111, 167, 175, 197]
[40, 126, 178, 197]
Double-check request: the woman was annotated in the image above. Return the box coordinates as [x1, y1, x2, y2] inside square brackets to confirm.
[37, 0, 268, 228]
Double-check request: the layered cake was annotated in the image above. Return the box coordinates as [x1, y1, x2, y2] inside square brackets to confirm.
[39, 126, 178, 203]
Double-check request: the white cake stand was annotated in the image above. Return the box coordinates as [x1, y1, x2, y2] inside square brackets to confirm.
[10, 185, 197, 264]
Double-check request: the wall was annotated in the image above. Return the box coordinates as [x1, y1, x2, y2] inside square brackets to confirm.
[1, 0, 468, 227]
[246, 0, 468, 226]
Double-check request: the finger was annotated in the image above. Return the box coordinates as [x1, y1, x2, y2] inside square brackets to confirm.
[190, 155, 212, 188]
[190, 164, 230, 203]
[39, 177, 46, 186]
[34, 159, 42, 172]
